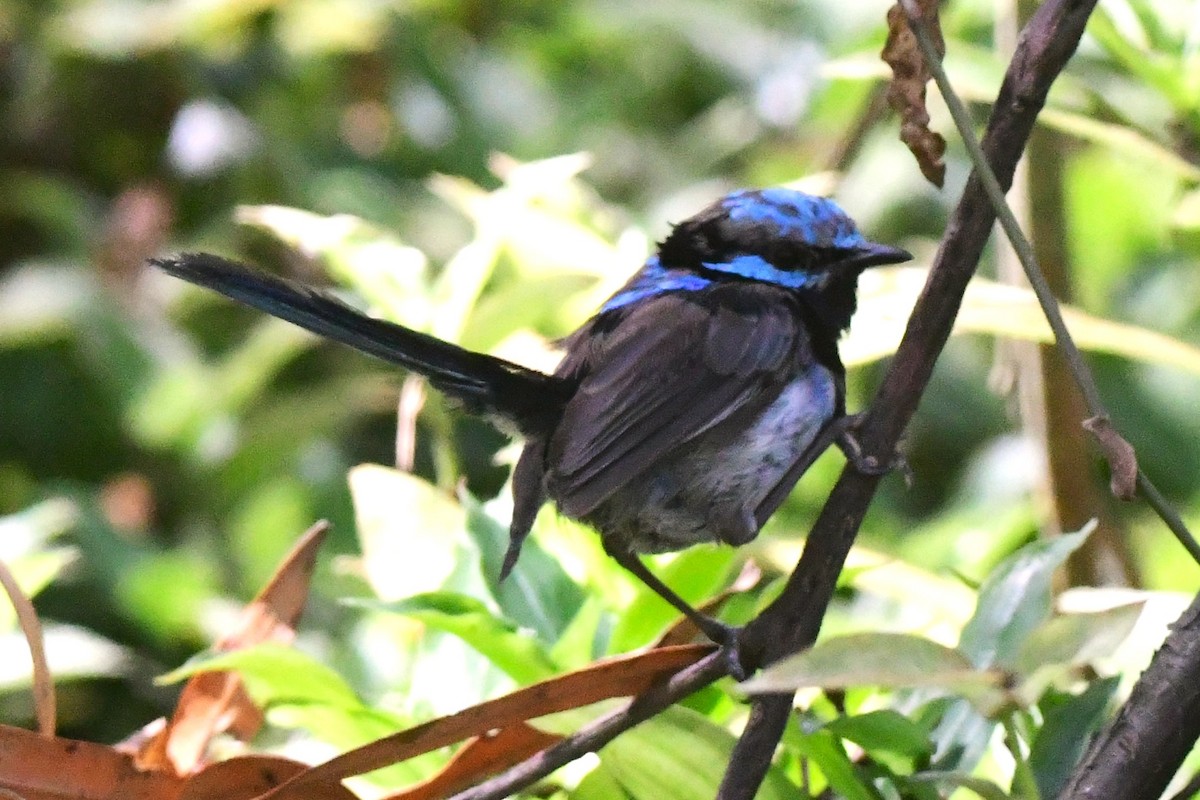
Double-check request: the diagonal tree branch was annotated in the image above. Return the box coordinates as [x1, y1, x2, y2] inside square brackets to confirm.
[1059, 589, 1200, 800]
[719, 1, 1101, 797]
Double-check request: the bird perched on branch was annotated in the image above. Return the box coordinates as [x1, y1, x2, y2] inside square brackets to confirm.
[154, 188, 910, 668]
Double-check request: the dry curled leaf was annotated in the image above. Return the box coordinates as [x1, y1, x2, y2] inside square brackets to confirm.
[882, 0, 947, 186]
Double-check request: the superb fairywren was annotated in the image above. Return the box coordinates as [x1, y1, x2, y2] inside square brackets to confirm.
[154, 188, 910, 661]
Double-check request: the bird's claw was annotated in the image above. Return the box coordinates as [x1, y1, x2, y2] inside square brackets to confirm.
[837, 414, 912, 485]
[696, 618, 747, 681]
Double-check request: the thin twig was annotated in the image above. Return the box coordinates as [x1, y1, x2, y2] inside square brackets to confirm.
[900, 0, 1200, 564]
[446, 653, 730, 800]
[0, 558, 54, 736]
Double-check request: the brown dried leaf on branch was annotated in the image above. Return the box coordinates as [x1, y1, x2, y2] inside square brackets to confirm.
[882, 0, 947, 186]
[258, 644, 711, 800]
[121, 520, 331, 775]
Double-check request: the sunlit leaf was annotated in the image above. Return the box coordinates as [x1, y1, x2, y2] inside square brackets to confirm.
[1013, 603, 1143, 676]
[1038, 108, 1200, 181]
[160, 643, 362, 709]
[350, 464, 476, 601]
[354, 592, 558, 684]
[0, 624, 130, 691]
[235, 204, 432, 330]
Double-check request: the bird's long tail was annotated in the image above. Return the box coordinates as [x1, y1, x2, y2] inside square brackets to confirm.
[152, 253, 571, 436]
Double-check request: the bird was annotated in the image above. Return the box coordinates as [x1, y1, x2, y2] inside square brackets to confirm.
[152, 187, 910, 666]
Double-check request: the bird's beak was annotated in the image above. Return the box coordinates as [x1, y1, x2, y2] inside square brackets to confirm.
[847, 241, 913, 270]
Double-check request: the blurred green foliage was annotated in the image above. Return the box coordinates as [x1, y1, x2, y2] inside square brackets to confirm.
[2, 0, 1200, 796]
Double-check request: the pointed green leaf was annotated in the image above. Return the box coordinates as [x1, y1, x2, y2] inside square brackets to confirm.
[826, 710, 933, 760]
[159, 643, 361, 709]
[744, 633, 998, 695]
[959, 527, 1092, 669]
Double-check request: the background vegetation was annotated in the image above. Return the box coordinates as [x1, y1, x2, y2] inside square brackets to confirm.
[1, 0, 1199, 796]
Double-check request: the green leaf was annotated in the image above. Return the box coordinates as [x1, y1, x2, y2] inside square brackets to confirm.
[464, 493, 584, 643]
[601, 706, 797, 800]
[1029, 678, 1120, 799]
[353, 592, 558, 683]
[958, 527, 1092, 669]
[786, 724, 878, 800]
[1037, 108, 1200, 181]
[743, 633, 997, 696]
[574, 761, 634, 800]
[923, 529, 1093, 775]
[550, 596, 607, 669]
[1013, 603, 1143, 677]
[826, 710, 933, 760]
[266, 703, 438, 789]
[349, 464, 477, 601]
[0, 499, 80, 629]
[159, 643, 362, 709]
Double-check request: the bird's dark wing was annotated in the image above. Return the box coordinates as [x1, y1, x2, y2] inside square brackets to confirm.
[548, 283, 806, 517]
[153, 253, 572, 436]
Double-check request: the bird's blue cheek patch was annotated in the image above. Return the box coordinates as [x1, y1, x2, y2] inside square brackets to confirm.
[701, 254, 825, 290]
[723, 188, 867, 250]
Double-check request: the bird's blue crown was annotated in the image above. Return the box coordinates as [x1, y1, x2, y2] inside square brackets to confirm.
[721, 188, 865, 250]
[603, 188, 869, 312]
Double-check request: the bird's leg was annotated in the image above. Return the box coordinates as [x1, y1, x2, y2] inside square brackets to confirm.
[835, 413, 911, 483]
[605, 545, 746, 680]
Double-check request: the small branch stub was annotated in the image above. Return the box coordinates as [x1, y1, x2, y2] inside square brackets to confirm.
[1082, 415, 1139, 500]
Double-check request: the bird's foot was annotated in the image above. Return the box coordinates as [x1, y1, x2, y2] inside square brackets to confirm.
[606, 545, 748, 680]
[837, 413, 912, 485]
[694, 617, 747, 681]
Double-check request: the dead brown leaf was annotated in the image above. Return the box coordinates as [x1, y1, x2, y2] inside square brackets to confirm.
[180, 755, 356, 800]
[123, 520, 330, 775]
[0, 723, 184, 800]
[882, 0, 947, 186]
[382, 722, 561, 800]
